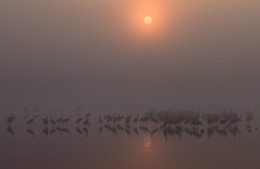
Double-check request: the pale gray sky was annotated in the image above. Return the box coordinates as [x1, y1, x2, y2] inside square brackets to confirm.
[1, 0, 260, 113]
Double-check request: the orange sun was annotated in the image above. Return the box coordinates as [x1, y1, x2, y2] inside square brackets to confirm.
[144, 16, 152, 24]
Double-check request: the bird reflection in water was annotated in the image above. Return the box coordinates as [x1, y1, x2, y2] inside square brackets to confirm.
[143, 134, 152, 154]
[6, 125, 15, 136]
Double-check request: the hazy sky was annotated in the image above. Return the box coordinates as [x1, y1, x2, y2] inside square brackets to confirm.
[1, 0, 260, 112]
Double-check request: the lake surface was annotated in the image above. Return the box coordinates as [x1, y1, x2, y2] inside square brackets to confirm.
[1, 110, 259, 169]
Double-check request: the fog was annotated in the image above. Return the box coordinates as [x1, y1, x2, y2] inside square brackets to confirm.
[1, 0, 260, 113]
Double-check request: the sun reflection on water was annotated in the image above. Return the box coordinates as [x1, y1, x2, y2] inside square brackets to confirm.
[143, 134, 152, 153]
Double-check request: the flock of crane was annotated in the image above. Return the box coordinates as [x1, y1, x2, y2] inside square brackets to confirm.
[4, 107, 258, 141]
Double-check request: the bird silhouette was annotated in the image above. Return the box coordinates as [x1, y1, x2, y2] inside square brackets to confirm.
[6, 114, 17, 125]
[27, 116, 37, 126]
[246, 123, 252, 133]
[43, 117, 49, 126]
[56, 114, 63, 123]
[2, 109, 256, 139]
[229, 116, 241, 126]
[191, 120, 203, 126]
[50, 116, 56, 125]
[220, 118, 228, 125]
[125, 115, 131, 124]
[62, 115, 71, 123]
[246, 110, 253, 122]
[133, 114, 139, 123]
[229, 126, 240, 138]
[75, 116, 83, 125]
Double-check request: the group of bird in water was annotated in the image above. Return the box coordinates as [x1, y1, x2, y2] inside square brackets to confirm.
[4, 107, 258, 141]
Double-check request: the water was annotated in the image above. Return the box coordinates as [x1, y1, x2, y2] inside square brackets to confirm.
[0, 110, 259, 169]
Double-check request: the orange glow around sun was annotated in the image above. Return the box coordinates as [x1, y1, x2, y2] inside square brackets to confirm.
[125, 1, 168, 39]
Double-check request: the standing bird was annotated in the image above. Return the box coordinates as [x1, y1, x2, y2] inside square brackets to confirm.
[56, 114, 63, 123]
[6, 114, 17, 125]
[125, 115, 131, 124]
[75, 115, 83, 125]
[83, 118, 90, 126]
[62, 115, 71, 123]
[133, 114, 139, 123]
[50, 116, 56, 125]
[43, 117, 49, 126]
[27, 116, 37, 126]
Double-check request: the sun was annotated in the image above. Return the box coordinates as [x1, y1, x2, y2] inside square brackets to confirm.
[144, 16, 152, 25]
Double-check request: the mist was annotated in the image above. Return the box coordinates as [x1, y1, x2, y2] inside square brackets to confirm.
[1, 0, 260, 113]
